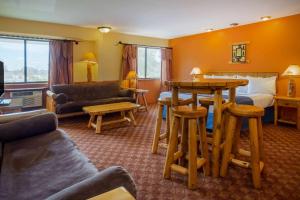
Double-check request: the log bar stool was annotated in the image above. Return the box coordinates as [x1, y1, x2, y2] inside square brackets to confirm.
[152, 97, 172, 153]
[163, 105, 210, 189]
[220, 104, 265, 189]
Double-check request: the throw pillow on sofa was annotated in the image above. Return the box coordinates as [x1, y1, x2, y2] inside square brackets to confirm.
[54, 93, 69, 104]
[118, 89, 133, 97]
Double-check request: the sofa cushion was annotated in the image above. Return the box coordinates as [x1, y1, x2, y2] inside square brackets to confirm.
[51, 81, 121, 101]
[118, 89, 134, 97]
[0, 130, 98, 200]
[56, 97, 135, 114]
[0, 142, 2, 173]
[0, 113, 57, 142]
[46, 166, 137, 200]
[54, 93, 69, 104]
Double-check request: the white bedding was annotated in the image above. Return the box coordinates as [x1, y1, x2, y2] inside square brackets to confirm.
[242, 93, 274, 108]
[159, 91, 274, 109]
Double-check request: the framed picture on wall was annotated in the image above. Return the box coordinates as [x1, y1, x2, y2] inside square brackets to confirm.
[231, 43, 248, 64]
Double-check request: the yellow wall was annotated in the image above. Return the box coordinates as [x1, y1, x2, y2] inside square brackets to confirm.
[98, 32, 168, 80]
[0, 17, 97, 83]
[0, 16, 168, 83]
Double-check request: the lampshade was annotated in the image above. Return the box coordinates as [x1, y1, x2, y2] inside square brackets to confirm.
[190, 67, 202, 75]
[126, 71, 137, 80]
[282, 65, 300, 76]
[82, 52, 97, 63]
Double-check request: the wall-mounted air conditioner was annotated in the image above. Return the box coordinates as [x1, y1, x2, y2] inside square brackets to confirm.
[11, 90, 43, 108]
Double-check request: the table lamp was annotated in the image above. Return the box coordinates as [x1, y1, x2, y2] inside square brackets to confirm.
[190, 67, 202, 81]
[282, 64, 300, 97]
[126, 71, 137, 88]
[82, 52, 97, 82]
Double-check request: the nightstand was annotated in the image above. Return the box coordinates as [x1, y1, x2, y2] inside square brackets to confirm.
[274, 96, 300, 130]
[134, 89, 149, 111]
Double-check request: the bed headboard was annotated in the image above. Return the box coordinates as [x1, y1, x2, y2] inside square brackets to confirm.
[204, 72, 279, 78]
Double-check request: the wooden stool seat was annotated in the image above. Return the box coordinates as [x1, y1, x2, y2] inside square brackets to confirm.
[221, 104, 265, 189]
[228, 104, 264, 117]
[172, 106, 207, 118]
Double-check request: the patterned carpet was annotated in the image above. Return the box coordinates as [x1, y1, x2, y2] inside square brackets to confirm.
[59, 104, 300, 200]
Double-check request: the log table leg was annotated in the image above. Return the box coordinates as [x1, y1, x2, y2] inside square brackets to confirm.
[96, 115, 103, 134]
[142, 93, 149, 111]
[128, 111, 137, 126]
[192, 92, 197, 110]
[229, 88, 236, 103]
[171, 87, 179, 106]
[212, 87, 237, 177]
[188, 119, 198, 189]
[88, 114, 95, 128]
[212, 89, 223, 177]
[121, 111, 125, 118]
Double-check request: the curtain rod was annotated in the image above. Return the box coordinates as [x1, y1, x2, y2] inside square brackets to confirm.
[0, 34, 79, 44]
[117, 41, 172, 49]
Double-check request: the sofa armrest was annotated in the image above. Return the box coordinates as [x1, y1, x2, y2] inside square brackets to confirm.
[46, 166, 137, 200]
[0, 109, 47, 124]
[47, 90, 57, 98]
[0, 112, 58, 142]
[47, 90, 57, 112]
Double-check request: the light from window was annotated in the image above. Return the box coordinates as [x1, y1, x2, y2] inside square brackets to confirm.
[0, 38, 25, 83]
[137, 47, 161, 79]
[0, 38, 49, 83]
[27, 41, 49, 82]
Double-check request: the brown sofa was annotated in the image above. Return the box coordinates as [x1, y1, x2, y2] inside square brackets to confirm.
[0, 110, 137, 200]
[47, 81, 135, 118]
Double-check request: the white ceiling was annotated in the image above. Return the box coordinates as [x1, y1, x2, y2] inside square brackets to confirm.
[0, 0, 300, 39]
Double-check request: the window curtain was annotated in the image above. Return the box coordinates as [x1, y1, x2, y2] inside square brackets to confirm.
[49, 40, 73, 86]
[161, 48, 172, 91]
[121, 44, 137, 79]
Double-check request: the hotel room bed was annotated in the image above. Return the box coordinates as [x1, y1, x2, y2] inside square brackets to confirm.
[159, 71, 279, 131]
[160, 91, 274, 130]
[159, 91, 274, 130]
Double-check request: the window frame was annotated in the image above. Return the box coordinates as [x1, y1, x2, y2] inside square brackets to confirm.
[0, 37, 50, 84]
[137, 46, 162, 80]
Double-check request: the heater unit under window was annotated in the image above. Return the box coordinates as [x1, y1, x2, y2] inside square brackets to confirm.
[11, 90, 43, 108]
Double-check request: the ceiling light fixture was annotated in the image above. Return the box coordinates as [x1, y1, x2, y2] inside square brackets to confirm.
[97, 26, 112, 33]
[206, 28, 213, 32]
[260, 16, 271, 21]
[230, 23, 239, 27]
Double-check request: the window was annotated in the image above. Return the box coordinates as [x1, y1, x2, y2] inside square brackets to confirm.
[0, 37, 49, 83]
[137, 47, 161, 79]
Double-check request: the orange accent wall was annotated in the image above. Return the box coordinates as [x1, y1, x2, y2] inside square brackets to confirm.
[170, 14, 300, 96]
[138, 79, 161, 104]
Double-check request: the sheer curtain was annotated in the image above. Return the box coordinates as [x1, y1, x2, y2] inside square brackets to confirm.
[161, 48, 172, 91]
[49, 40, 73, 86]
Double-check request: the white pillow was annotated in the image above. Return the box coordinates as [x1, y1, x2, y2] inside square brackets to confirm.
[236, 75, 249, 94]
[212, 75, 237, 79]
[248, 76, 277, 95]
[222, 90, 229, 95]
[203, 75, 214, 79]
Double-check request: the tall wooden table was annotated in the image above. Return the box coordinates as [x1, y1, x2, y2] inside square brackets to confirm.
[165, 78, 248, 177]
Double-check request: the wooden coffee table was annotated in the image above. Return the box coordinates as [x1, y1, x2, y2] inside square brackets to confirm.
[83, 102, 140, 134]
